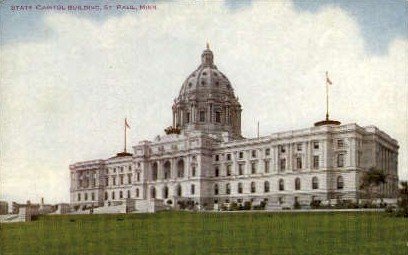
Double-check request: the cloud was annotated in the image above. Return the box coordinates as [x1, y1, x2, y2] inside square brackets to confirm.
[1, 1, 406, 203]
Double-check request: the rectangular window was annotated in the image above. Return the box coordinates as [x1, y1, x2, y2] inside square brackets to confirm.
[215, 167, 219, 177]
[120, 175, 124, 185]
[239, 151, 244, 159]
[252, 150, 257, 158]
[265, 148, 270, 156]
[137, 172, 140, 182]
[264, 160, 270, 173]
[199, 111, 205, 122]
[91, 192, 95, 201]
[227, 154, 231, 161]
[238, 164, 244, 175]
[215, 111, 221, 123]
[251, 162, 257, 174]
[191, 185, 195, 195]
[313, 142, 319, 149]
[77, 193, 81, 202]
[338, 139, 344, 148]
[297, 143, 302, 151]
[186, 112, 190, 123]
[127, 174, 132, 184]
[296, 157, 302, 169]
[226, 165, 231, 176]
[215, 155, 219, 161]
[113, 176, 116, 186]
[280, 158, 286, 171]
[313, 156, 319, 169]
[280, 146, 286, 153]
[192, 167, 196, 177]
[337, 154, 345, 167]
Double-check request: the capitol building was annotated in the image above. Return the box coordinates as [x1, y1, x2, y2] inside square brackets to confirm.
[70, 45, 399, 211]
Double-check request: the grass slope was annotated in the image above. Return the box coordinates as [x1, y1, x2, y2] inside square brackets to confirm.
[0, 211, 407, 254]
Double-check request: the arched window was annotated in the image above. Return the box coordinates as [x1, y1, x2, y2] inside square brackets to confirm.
[295, 178, 301, 190]
[112, 191, 115, 200]
[177, 160, 185, 178]
[119, 191, 123, 199]
[264, 181, 270, 193]
[312, 177, 319, 189]
[279, 179, 284, 191]
[214, 184, 219, 195]
[136, 188, 139, 198]
[152, 162, 158, 181]
[150, 187, 156, 199]
[191, 184, 195, 195]
[176, 185, 182, 197]
[238, 182, 243, 194]
[337, 176, 344, 189]
[104, 191, 108, 200]
[163, 186, 169, 199]
[127, 190, 131, 198]
[251, 182, 256, 193]
[164, 161, 171, 179]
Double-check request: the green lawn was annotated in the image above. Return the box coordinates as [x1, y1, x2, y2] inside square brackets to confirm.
[0, 211, 407, 255]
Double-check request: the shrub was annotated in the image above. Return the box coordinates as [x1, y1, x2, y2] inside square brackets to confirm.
[310, 200, 321, 209]
[243, 201, 252, 210]
[229, 202, 239, 211]
[293, 201, 301, 210]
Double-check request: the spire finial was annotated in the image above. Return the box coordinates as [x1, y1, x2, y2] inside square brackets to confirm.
[206, 41, 210, 50]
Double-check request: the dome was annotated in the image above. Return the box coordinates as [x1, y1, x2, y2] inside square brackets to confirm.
[168, 44, 242, 140]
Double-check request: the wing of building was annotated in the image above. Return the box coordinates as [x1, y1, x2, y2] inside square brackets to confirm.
[69, 46, 399, 211]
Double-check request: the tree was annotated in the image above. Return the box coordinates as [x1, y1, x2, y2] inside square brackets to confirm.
[360, 167, 387, 204]
[396, 181, 408, 217]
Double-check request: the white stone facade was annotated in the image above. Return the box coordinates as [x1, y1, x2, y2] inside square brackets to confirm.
[69, 47, 399, 210]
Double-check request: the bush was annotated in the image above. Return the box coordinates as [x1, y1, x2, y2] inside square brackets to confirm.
[243, 201, 252, 210]
[310, 200, 321, 209]
[229, 202, 239, 211]
[293, 201, 301, 210]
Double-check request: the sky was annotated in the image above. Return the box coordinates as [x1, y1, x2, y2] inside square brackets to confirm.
[0, 0, 407, 204]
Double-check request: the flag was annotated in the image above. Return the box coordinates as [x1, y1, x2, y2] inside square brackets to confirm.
[326, 71, 332, 85]
[125, 118, 130, 129]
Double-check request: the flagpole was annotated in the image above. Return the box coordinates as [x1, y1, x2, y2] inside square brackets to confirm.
[325, 72, 329, 121]
[124, 118, 127, 153]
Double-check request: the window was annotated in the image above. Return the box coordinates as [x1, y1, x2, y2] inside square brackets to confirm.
[295, 178, 301, 190]
[238, 164, 244, 175]
[177, 160, 185, 178]
[226, 183, 231, 194]
[337, 139, 344, 148]
[226, 165, 231, 176]
[119, 191, 123, 199]
[192, 166, 196, 177]
[112, 191, 115, 200]
[186, 112, 190, 123]
[128, 165, 132, 171]
[265, 148, 270, 156]
[105, 177, 109, 186]
[214, 184, 219, 195]
[251, 182, 256, 193]
[177, 185, 182, 197]
[280, 158, 286, 171]
[312, 177, 319, 189]
[120, 167, 123, 172]
[238, 183, 243, 194]
[337, 154, 345, 167]
[127, 174, 132, 184]
[113, 176, 116, 186]
[127, 190, 131, 198]
[215, 155, 219, 161]
[152, 162, 158, 181]
[337, 176, 344, 189]
[215, 111, 221, 123]
[252, 150, 257, 158]
[164, 186, 169, 198]
[297, 143, 302, 151]
[264, 160, 270, 173]
[137, 172, 140, 182]
[84, 193, 88, 201]
[104, 192, 108, 200]
[296, 157, 302, 169]
[280, 146, 286, 153]
[251, 162, 257, 174]
[279, 179, 284, 191]
[227, 154, 231, 161]
[313, 141, 319, 149]
[215, 167, 219, 177]
[164, 161, 171, 179]
[150, 187, 156, 199]
[313, 156, 319, 169]
[136, 188, 139, 197]
[191, 184, 195, 195]
[91, 192, 95, 201]
[239, 151, 244, 159]
[264, 181, 270, 193]
[199, 111, 205, 122]
[120, 175, 124, 185]
[77, 193, 81, 201]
